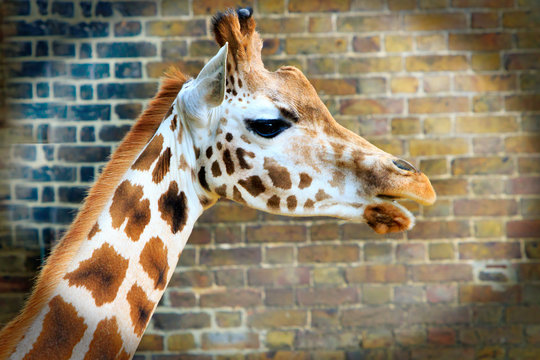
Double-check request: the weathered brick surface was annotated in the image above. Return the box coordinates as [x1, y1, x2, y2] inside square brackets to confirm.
[3, 0, 539, 357]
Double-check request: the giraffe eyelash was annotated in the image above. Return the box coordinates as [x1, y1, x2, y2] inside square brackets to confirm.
[244, 119, 292, 138]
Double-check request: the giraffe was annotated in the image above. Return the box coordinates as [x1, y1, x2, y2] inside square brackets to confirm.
[0, 8, 435, 359]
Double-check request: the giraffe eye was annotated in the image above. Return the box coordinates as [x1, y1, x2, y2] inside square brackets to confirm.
[245, 119, 291, 138]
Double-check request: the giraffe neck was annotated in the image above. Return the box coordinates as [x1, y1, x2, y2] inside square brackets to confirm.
[9, 104, 206, 360]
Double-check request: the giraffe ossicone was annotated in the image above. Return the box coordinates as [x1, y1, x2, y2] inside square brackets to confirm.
[0, 8, 435, 359]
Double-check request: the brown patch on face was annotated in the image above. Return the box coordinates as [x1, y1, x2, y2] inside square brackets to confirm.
[110, 180, 151, 241]
[158, 181, 188, 234]
[238, 176, 265, 197]
[217, 142, 223, 150]
[223, 149, 235, 175]
[140, 236, 169, 291]
[264, 158, 292, 190]
[178, 154, 189, 170]
[233, 186, 245, 203]
[64, 243, 129, 306]
[286, 196, 297, 211]
[267, 195, 280, 210]
[226, 133, 233, 142]
[241, 134, 251, 144]
[198, 167, 210, 191]
[236, 148, 255, 169]
[299, 173, 312, 189]
[364, 203, 411, 234]
[23, 295, 87, 360]
[330, 142, 346, 158]
[238, 78, 243, 88]
[329, 170, 346, 192]
[152, 147, 171, 184]
[315, 189, 331, 202]
[88, 222, 100, 240]
[304, 199, 315, 209]
[170, 114, 177, 131]
[211, 161, 222, 177]
[83, 317, 123, 360]
[206, 146, 213, 159]
[131, 134, 164, 171]
[127, 283, 155, 337]
[215, 184, 227, 197]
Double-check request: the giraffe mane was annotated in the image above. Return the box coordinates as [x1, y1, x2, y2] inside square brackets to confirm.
[0, 67, 188, 358]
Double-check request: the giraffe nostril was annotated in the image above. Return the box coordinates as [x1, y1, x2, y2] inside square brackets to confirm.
[393, 159, 418, 173]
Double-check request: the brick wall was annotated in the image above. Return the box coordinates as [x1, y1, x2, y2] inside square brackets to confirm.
[2, 0, 540, 358]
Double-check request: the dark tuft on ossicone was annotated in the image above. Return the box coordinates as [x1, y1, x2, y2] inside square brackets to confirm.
[237, 7, 252, 19]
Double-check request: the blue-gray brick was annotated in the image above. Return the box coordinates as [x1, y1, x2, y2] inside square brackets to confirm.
[32, 207, 76, 225]
[96, 1, 156, 16]
[58, 146, 111, 162]
[10, 103, 67, 119]
[80, 43, 92, 58]
[80, 126, 96, 142]
[115, 62, 142, 78]
[67, 105, 110, 121]
[7, 83, 32, 99]
[5, 42, 32, 57]
[97, 82, 157, 99]
[13, 145, 36, 161]
[115, 103, 142, 119]
[114, 21, 142, 37]
[5, 1, 31, 16]
[70, 63, 109, 79]
[53, 84, 76, 100]
[32, 166, 77, 182]
[80, 167, 95, 182]
[36, 41, 48, 57]
[99, 125, 131, 141]
[36, 83, 49, 98]
[52, 41, 75, 57]
[51, 126, 76, 143]
[52, 1, 74, 17]
[97, 42, 156, 58]
[80, 1, 92, 17]
[10, 61, 66, 78]
[36, 0, 48, 15]
[14, 20, 68, 36]
[69, 22, 109, 38]
[42, 187, 54, 202]
[15, 186, 38, 201]
[80, 85, 93, 100]
[58, 186, 88, 203]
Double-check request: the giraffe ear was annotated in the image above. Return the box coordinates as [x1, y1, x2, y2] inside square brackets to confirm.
[180, 43, 228, 122]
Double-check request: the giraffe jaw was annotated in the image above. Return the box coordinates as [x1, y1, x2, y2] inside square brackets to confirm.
[362, 199, 415, 235]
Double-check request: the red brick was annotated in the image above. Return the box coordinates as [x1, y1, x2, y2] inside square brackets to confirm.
[408, 305, 471, 324]
[408, 221, 470, 239]
[517, 33, 540, 49]
[412, 264, 473, 282]
[340, 98, 404, 115]
[265, 288, 295, 307]
[170, 270, 213, 288]
[346, 265, 406, 283]
[509, 177, 540, 195]
[503, 11, 540, 28]
[454, 199, 518, 216]
[285, 36, 348, 55]
[297, 287, 357, 306]
[408, 97, 468, 114]
[169, 291, 197, 307]
[202, 332, 259, 350]
[339, 57, 402, 73]
[246, 225, 306, 243]
[506, 306, 540, 323]
[352, 35, 380, 52]
[289, 0, 350, 12]
[506, 135, 540, 153]
[138, 334, 164, 351]
[473, 94, 504, 112]
[249, 309, 307, 328]
[396, 243, 425, 262]
[406, 55, 468, 72]
[310, 223, 340, 241]
[247, 267, 310, 287]
[341, 306, 405, 326]
[453, 0, 514, 7]
[337, 15, 399, 32]
[472, 12, 499, 28]
[456, 115, 517, 133]
[428, 327, 456, 345]
[200, 289, 262, 308]
[452, 157, 513, 175]
[505, 53, 540, 70]
[298, 244, 359, 263]
[309, 78, 357, 96]
[459, 284, 522, 303]
[431, 179, 468, 196]
[508, 220, 540, 238]
[459, 242, 521, 260]
[199, 201, 257, 222]
[455, 74, 516, 92]
[404, 13, 467, 30]
[450, 33, 512, 51]
[200, 247, 261, 266]
[427, 284, 457, 303]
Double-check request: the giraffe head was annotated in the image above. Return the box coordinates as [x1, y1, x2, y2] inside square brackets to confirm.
[178, 8, 436, 234]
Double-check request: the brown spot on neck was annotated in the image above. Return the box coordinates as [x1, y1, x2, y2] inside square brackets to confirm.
[127, 284, 155, 337]
[315, 189, 331, 201]
[217, 142, 223, 150]
[170, 114, 177, 131]
[178, 154, 189, 170]
[139, 237, 170, 290]
[152, 147, 172, 184]
[110, 180, 151, 241]
[211, 161, 222, 177]
[206, 146, 213, 159]
[299, 173, 312, 189]
[83, 317, 123, 360]
[223, 149, 235, 175]
[238, 176, 266, 197]
[226, 133, 233, 142]
[64, 243, 129, 306]
[23, 296, 87, 360]
[236, 148, 255, 170]
[286, 195, 297, 211]
[267, 195, 280, 210]
[131, 134, 164, 171]
[264, 158, 292, 190]
[194, 146, 200, 159]
[304, 199, 315, 209]
[215, 184, 227, 197]
[198, 167, 210, 191]
[232, 185, 245, 204]
[158, 181, 188, 234]
[88, 222, 100, 240]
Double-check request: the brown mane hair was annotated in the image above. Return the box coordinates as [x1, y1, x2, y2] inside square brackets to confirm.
[0, 67, 188, 358]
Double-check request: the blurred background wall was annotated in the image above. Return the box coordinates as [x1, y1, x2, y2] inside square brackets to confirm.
[2, 0, 540, 359]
